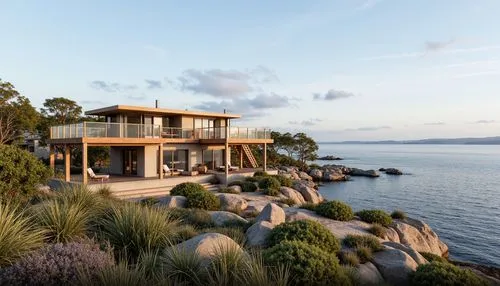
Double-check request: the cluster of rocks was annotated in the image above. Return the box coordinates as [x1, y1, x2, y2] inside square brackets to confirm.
[317, 155, 343, 160]
[379, 167, 404, 175]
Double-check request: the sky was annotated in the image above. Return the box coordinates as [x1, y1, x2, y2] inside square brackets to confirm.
[2, 0, 500, 141]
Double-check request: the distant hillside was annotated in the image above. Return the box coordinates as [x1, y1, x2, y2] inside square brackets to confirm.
[321, 136, 500, 145]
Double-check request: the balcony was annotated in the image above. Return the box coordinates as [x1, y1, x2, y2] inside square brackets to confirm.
[49, 122, 272, 141]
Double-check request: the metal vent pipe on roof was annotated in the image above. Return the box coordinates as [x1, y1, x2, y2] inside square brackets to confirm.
[155, 99, 159, 108]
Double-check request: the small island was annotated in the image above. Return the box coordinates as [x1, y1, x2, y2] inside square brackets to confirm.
[317, 155, 343, 160]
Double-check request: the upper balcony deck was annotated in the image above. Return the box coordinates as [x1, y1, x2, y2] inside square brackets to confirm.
[48, 122, 273, 145]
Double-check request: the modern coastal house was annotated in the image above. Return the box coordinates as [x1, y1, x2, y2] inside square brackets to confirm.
[47, 102, 273, 186]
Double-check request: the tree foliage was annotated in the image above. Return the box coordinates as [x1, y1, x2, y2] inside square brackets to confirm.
[0, 79, 39, 144]
[268, 131, 318, 168]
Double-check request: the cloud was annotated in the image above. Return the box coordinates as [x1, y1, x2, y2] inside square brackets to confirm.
[145, 79, 163, 89]
[424, 122, 446, 126]
[313, 89, 355, 101]
[357, 0, 383, 10]
[289, 118, 323, 126]
[425, 38, 456, 52]
[472, 120, 496, 124]
[359, 44, 500, 61]
[175, 66, 278, 97]
[193, 93, 291, 120]
[80, 100, 107, 105]
[344, 126, 391, 132]
[90, 81, 138, 93]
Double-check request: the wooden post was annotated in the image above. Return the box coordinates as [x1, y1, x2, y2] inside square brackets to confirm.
[158, 144, 163, 179]
[82, 143, 88, 184]
[239, 145, 243, 169]
[64, 145, 71, 182]
[225, 122, 229, 185]
[49, 144, 55, 173]
[263, 143, 267, 172]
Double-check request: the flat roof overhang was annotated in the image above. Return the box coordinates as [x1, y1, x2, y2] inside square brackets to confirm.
[85, 105, 241, 119]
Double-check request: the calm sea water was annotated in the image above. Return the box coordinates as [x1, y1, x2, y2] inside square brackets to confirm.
[316, 144, 500, 267]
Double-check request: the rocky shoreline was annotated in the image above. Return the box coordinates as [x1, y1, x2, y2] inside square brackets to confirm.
[154, 167, 499, 285]
[302, 164, 405, 183]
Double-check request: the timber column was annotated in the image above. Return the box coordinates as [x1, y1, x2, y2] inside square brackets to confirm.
[49, 144, 55, 173]
[158, 144, 164, 179]
[224, 120, 229, 185]
[263, 143, 267, 172]
[64, 145, 71, 182]
[82, 143, 88, 184]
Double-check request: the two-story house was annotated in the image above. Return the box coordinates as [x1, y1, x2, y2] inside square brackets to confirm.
[47, 103, 273, 185]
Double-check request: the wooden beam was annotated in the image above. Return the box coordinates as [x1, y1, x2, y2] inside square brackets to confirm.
[49, 145, 55, 172]
[239, 145, 243, 169]
[82, 143, 88, 184]
[224, 122, 229, 185]
[64, 145, 71, 182]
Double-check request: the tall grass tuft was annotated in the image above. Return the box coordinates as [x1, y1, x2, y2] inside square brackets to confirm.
[163, 246, 206, 286]
[0, 203, 46, 267]
[239, 251, 291, 286]
[55, 184, 105, 212]
[33, 197, 93, 243]
[98, 203, 179, 261]
[207, 242, 246, 286]
[76, 262, 149, 286]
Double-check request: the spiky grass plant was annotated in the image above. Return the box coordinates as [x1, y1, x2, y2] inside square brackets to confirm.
[0, 203, 46, 267]
[55, 184, 105, 212]
[239, 251, 291, 286]
[163, 246, 206, 286]
[98, 203, 179, 261]
[33, 197, 93, 243]
[207, 242, 246, 286]
[76, 262, 149, 286]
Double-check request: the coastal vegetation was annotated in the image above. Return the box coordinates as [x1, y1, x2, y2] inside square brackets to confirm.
[391, 210, 407, 220]
[315, 200, 354, 221]
[410, 262, 488, 286]
[356, 209, 393, 227]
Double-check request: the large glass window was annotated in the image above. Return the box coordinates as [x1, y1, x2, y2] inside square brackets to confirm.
[163, 149, 188, 171]
[203, 150, 223, 170]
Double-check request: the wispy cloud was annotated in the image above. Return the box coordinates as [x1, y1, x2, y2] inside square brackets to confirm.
[344, 126, 391, 132]
[359, 44, 500, 61]
[313, 89, 355, 101]
[145, 79, 163, 89]
[289, 118, 322, 126]
[472, 120, 496, 124]
[81, 100, 107, 105]
[357, 0, 383, 10]
[425, 38, 456, 52]
[424, 122, 446, 126]
[90, 81, 138, 93]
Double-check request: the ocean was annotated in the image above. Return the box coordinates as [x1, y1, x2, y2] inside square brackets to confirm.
[316, 144, 500, 267]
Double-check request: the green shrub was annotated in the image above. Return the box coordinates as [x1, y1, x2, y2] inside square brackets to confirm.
[207, 243, 246, 285]
[0, 203, 46, 267]
[419, 252, 448, 263]
[241, 181, 258, 192]
[228, 181, 244, 187]
[355, 246, 373, 263]
[339, 251, 360, 267]
[245, 176, 261, 183]
[0, 145, 52, 202]
[262, 188, 280, 196]
[253, 171, 269, 177]
[277, 198, 296, 206]
[263, 241, 351, 286]
[368, 223, 387, 238]
[173, 224, 200, 243]
[299, 203, 318, 211]
[316, 200, 354, 221]
[185, 189, 220, 210]
[272, 175, 293, 188]
[98, 203, 179, 260]
[168, 208, 214, 229]
[218, 187, 240, 194]
[163, 247, 205, 285]
[267, 220, 340, 253]
[308, 163, 321, 170]
[343, 235, 383, 252]
[139, 197, 159, 206]
[409, 262, 488, 286]
[76, 262, 150, 286]
[0, 240, 114, 285]
[96, 185, 113, 198]
[356, 210, 393, 227]
[258, 177, 281, 191]
[391, 210, 407, 219]
[170, 182, 206, 197]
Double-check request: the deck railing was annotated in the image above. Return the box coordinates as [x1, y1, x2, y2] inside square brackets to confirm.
[50, 122, 271, 140]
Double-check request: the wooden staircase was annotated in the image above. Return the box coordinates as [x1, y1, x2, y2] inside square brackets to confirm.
[112, 183, 219, 200]
[241, 145, 259, 168]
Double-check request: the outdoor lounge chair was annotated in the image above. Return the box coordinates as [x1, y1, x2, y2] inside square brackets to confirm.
[218, 164, 239, 171]
[163, 164, 181, 176]
[87, 168, 110, 182]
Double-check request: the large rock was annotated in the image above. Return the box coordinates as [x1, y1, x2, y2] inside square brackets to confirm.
[292, 181, 322, 203]
[289, 171, 300, 180]
[170, 233, 243, 265]
[279, 187, 306, 205]
[384, 227, 400, 243]
[382, 241, 428, 265]
[209, 211, 248, 227]
[298, 171, 313, 181]
[227, 185, 242, 194]
[157, 195, 187, 208]
[385, 168, 403, 175]
[322, 170, 348, 182]
[357, 262, 384, 285]
[372, 247, 419, 286]
[391, 218, 448, 256]
[285, 208, 372, 240]
[245, 221, 275, 247]
[349, 168, 380, 178]
[255, 203, 285, 225]
[217, 194, 248, 212]
[308, 169, 323, 181]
